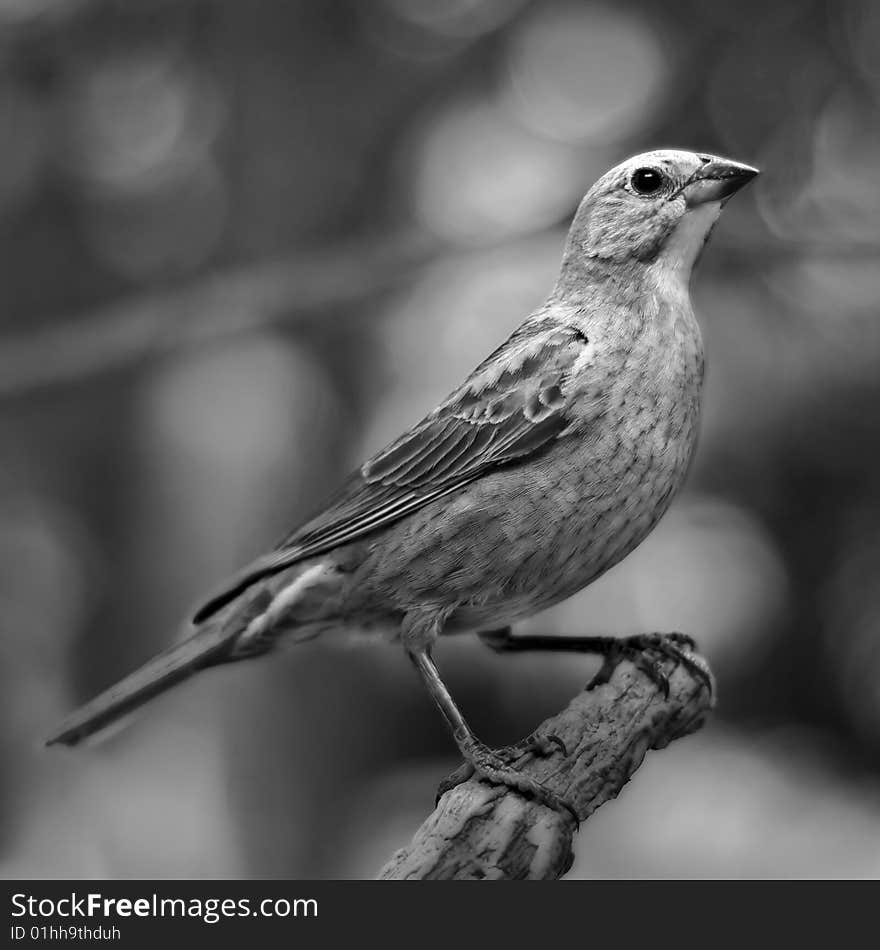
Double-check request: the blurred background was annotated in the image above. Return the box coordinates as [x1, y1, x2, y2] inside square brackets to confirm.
[0, 0, 878, 879]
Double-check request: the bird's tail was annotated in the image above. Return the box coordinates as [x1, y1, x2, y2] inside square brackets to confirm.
[45, 619, 241, 748]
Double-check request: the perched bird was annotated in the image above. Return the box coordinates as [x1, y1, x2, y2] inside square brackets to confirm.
[47, 150, 757, 808]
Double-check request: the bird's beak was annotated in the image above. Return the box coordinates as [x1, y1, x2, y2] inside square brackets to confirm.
[677, 158, 759, 207]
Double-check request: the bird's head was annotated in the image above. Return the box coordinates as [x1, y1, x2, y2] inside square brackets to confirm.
[557, 149, 758, 292]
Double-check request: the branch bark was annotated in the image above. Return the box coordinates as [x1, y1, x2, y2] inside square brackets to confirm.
[378, 644, 714, 880]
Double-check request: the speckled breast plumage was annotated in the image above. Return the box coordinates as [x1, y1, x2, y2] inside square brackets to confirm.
[343, 298, 705, 635]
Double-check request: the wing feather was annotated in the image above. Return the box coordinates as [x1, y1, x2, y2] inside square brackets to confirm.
[192, 320, 588, 622]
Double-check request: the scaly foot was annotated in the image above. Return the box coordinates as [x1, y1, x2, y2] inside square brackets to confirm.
[479, 628, 711, 697]
[436, 733, 577, 825]
[586, 632, 712, 696]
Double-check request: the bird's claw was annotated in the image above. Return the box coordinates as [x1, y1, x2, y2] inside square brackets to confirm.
[586, 632, 710, 696]
[435, 737, 578, 825]
[494, 731, 568, 762]
[531, 732, 568, 757]
[435, 762, 476, 802]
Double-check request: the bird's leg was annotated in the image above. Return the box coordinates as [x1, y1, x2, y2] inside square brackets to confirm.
[408, 648, 576, 822]
[478, 628, 712, 698]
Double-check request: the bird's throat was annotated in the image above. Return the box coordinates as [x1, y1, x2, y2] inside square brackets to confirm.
[651, 201, 722, 298]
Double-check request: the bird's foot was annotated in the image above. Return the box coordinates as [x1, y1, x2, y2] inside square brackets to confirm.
[436, 734, 577, 825]
[586, 632, 712, 697]
[478, 627, 711, 697]
[487, 729, 568, 763]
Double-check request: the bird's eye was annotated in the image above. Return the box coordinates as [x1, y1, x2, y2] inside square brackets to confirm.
[630, 167, 665, 196]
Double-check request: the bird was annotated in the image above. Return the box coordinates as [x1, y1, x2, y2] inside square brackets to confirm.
[47, 149, 757, 811]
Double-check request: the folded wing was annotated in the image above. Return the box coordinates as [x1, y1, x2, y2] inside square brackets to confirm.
[192, 321, 588, 622]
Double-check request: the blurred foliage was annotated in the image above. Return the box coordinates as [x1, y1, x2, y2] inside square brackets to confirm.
[0, 0, 879, 878]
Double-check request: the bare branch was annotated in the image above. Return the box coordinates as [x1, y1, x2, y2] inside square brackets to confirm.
[0, 231, 436, 400]
[379, 646, 714, 880]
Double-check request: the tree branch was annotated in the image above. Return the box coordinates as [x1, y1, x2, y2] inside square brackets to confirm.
[0, 231, 437, 401]
[378, 643, 714, 880]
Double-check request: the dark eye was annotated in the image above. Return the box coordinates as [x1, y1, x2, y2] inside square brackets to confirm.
[630, 167, 665, 196]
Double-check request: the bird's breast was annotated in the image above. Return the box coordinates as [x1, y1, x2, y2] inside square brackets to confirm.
[347, 300, 705, 631]
[480, 299, 705, 620]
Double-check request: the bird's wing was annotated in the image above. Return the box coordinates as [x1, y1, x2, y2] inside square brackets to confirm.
[192, 320, 589, 622]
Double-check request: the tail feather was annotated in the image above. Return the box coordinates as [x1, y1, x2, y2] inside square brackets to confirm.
[45, 621, 238, 748]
